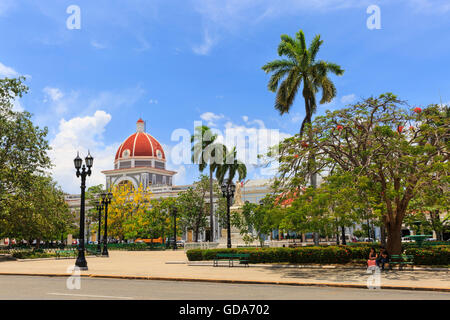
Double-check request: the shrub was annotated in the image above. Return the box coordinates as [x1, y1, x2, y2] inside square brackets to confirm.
[186, 245, 449, 266]
[404, 247, 450, 266]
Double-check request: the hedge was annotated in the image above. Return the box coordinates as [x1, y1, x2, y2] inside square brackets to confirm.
[186, 245, 450, 266]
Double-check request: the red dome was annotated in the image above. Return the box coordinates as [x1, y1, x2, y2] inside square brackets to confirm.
[115, 126, 165, 161]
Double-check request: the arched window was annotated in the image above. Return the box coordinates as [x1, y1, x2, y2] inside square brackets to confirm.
[117, 180, 135, 191]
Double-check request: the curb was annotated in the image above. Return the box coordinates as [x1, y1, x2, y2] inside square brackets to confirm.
[0, 272, 448, 293]
[187, 262, 450, 272]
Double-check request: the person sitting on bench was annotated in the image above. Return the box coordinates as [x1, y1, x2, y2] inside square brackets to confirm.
[376, 247, 390, 270]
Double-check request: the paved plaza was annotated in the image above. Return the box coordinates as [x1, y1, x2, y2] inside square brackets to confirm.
[0, 251, 448, 292]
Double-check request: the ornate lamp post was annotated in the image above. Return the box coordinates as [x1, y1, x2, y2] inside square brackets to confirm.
[171, 205, 178, 251]
[74, 151, 94, 270]
[101, 192, 113, 257]
[221, 180, 236, 249]
[95, 200, 103, 254]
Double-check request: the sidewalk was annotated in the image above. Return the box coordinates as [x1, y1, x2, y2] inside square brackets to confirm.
[0, 251, 449, 292]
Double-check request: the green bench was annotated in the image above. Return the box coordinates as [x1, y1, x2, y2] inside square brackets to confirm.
[389, 254, 414, 270]
[214, 253, 250, 267]
[55, 249, 77, 259]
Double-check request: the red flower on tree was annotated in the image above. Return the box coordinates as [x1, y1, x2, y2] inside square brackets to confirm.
[397, 126, 404, 133]
[336, 125, 343, 131]
[301, 141, 309, 148]
[413, 107, 422, 113]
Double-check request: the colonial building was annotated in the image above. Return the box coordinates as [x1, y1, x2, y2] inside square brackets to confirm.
[102, 119, 177, 193]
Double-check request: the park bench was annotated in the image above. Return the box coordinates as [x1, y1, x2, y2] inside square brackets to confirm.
[213, 253, 250, 267]
[85, 247, 100, 256]
[389, 254, 414, 270]
[55, 249, 77, 259]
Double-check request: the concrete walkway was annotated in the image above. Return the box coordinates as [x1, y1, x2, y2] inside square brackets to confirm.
[0, 251, 448, 292]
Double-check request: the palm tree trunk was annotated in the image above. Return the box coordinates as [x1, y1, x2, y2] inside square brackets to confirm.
[209, 167, 214, 242]
[304, 100, 320, 246]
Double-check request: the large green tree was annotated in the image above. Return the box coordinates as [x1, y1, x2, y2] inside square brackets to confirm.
[0, 77, 51, 216]
[271, 93, 449, 254]
[3, 175, 72, 246]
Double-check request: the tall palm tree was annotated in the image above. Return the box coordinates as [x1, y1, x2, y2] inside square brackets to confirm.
[215, 146, 247, 248]
[262, 29, 344, 244]
[262, 29, 344, 139]
[191, 125, 223, 242]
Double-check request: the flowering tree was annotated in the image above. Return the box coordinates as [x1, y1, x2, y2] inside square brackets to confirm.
[271, 93, 449, 254]
[108, 183, 152, 241]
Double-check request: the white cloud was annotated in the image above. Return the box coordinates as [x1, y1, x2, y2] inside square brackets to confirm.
[91, 40, 108, 49]
[191, 0, 370, 53]
[213, 117, 290, 179]
[200, 111, 225, 126]
[49, 110, 120, 193]
[0, 62, 19, 78]
[341, 94, 357, 104]
[43, 87, 64, 102]
[192, 29, 216, 55]
[149, 99, 158, 104]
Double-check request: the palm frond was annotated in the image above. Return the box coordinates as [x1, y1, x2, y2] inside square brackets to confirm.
[308, 34, 323, 62]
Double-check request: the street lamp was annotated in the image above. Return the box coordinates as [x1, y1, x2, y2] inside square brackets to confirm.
[171, 205, 178, 251]
[74, 151, 93, 270]
[101, 192, 113, 257]
[221, 180, 236, 249]
[95, 200, 103, 255]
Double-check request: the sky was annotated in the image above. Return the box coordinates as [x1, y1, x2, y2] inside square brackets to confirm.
[1, 0, 449, 193]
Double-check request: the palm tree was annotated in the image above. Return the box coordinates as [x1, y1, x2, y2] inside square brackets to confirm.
[214, 146, 247, 248]
[191, 125, 223, 242]
[215, 146, 247, 186]
[262, 29, 344, 138]
[262, 29, 344, 244]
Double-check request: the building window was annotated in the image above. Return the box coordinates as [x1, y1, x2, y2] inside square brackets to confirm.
[162, 176, 166, 185]
[117, 180, 134, 191]
[122, 149, 131, 158]
[152, 174, 156, 185]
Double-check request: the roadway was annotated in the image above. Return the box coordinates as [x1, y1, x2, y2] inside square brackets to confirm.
[0, 275, 449, 300]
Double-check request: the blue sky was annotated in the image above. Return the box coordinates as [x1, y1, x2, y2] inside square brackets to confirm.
[1, 0, 449, 193]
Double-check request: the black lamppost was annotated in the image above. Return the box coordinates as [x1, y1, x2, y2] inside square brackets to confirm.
[74, 151, 93, 270]
[95, 200, 103, 254]
[171, 205, 178, 251]
[101, 192, 113, 257]
[221, 180, 236, 249]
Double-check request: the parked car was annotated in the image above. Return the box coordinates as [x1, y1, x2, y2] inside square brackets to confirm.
[176, 240, 185, 248]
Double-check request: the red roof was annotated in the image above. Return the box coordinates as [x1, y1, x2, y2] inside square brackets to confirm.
[115, 120, 165, 161]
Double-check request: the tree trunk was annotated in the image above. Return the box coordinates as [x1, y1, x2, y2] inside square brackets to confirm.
[386, 221, 403, 254]
[209, 167, 214, 242]
[380, 221, 387, 247]
[341, 226, 346, 245]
